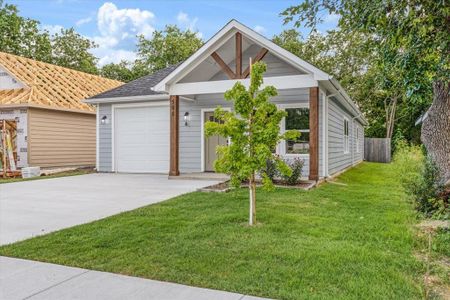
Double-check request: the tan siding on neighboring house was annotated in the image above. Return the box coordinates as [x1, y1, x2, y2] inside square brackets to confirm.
[28, 108, 96, 167]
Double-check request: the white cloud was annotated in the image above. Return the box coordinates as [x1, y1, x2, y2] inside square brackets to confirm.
[176, 12, 189, 24]
[176, 11, 202, 38]
[41, 24, 64, 35]
[254, 25, 266, 34]
[87, 2, 156, 66]
[97, 2, 155, 39]
[324, 13, 340, 23]
[92, 48, 137, 66]
[76, 17, 92, 27]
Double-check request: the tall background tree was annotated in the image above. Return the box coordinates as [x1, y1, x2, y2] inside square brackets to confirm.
[0, 0, 52, 62]
[282, 0, 449, 183]
[1, 2, 204, 82]
[0, 1, 98, 74]
[99, 25, 204, 82]
[134, 25, 203, 76]
[99, 60, 136, 82]
[51, 28, 98, 74]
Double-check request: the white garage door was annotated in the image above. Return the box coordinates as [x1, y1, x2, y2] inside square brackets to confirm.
[114, 104, 169, 173]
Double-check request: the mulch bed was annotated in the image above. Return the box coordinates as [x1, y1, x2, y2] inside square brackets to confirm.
[199, 179, 316, 192]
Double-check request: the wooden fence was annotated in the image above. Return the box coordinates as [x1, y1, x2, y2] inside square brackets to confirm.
[364, 138, 391, 163]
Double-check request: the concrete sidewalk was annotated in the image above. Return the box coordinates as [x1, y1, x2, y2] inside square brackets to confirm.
[0, 256, 270, 300]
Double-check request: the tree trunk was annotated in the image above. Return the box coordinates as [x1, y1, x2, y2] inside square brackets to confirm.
[421, 80, 450, 185]
[248, 172, 256, 225]
[385, 97, 397, 139]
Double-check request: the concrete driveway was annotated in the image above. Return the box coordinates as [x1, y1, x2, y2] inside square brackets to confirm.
[0, 174, 219, 245]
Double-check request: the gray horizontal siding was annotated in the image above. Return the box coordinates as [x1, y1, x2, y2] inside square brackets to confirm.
[180, 88, 312, 176]
[98, 103, 112, 172]
[327, 98, 360, 175]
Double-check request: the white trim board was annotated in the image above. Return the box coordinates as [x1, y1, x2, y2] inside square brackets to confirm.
[321, 90, 329, 177]
[169, 75, 317, 95]
[277, 103, 310, 159]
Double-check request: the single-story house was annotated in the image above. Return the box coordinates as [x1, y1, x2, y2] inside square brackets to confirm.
[0, 52, 123, 168]
[86, 20, 367, 180]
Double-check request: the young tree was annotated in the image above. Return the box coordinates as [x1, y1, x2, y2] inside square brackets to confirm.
[135, 25, 203, 75]
[205, 62, 298, 225]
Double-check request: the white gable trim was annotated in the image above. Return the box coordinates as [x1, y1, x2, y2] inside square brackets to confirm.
[152, 20, 330, 93]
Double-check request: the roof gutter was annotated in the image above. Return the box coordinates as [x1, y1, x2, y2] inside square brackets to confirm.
[84, 94, 169, 104]
[328, 77, 368, 126]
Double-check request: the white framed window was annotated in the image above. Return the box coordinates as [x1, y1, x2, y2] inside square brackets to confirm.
[343, 117, 349, 154]
[279, 104, 310, 156]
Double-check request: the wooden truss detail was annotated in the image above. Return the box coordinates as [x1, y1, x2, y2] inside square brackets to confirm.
[0, 52, 123, 112]
[242, 47, 268, 78]
[235, 32, 242, 78]
[211, 52, 236, 79]
[211, 32, 268, 80]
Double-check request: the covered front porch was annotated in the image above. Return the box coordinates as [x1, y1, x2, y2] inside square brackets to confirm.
[167, 85, 321, 181]
[148, 21, 335, 181]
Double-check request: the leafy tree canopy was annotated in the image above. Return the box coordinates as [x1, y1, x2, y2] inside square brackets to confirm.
[99, 60, 136, 82]
[0, 0, 52, 62]
[135, 25, 203, 75]
[51, 27, 98, 74]
[0, 1, 98, 74]
[281, 0, 448, 109]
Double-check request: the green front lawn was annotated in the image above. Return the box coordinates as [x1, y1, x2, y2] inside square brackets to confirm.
[0, 163, 423, 299]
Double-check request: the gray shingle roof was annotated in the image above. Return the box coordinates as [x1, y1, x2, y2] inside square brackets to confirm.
[89, 64, 180, 99]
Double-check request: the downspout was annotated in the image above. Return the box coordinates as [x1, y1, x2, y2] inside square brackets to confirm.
[351, 114, 363, 166]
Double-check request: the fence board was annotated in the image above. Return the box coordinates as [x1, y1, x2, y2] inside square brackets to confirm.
[364, 138, 391, 163]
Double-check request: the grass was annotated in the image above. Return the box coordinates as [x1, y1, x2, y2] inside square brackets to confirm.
[0, 162, 424, 299]
[0, 169, 94, 184]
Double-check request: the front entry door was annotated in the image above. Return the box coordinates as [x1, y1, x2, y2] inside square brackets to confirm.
[204, 111, 227, 172]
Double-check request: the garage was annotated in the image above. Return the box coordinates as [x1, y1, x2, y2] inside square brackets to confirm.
[114, 104, 169, 173]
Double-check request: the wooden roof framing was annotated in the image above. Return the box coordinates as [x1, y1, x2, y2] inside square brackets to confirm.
[0, 52, 123, 113]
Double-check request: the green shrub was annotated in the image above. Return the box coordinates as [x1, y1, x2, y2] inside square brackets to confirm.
[264, 158, 279, 181]
[282, 158, 304, 185]
[393, 141, 449, 219]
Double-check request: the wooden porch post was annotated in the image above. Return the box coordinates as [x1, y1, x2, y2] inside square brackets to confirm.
[235, 32, 242, 79]
[309, 87, 319, 181]
[169, 95, 180, 176]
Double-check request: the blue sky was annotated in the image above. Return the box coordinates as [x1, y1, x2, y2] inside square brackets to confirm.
[8, 0, 339, 65]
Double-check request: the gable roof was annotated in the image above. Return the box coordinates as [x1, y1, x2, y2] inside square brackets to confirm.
[89, 63, 180, 100]
[85, 19, 366, 125]
[153, 19, 331, 92]
[0, 52, 123, 113]
[151, 19, 366, 125]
